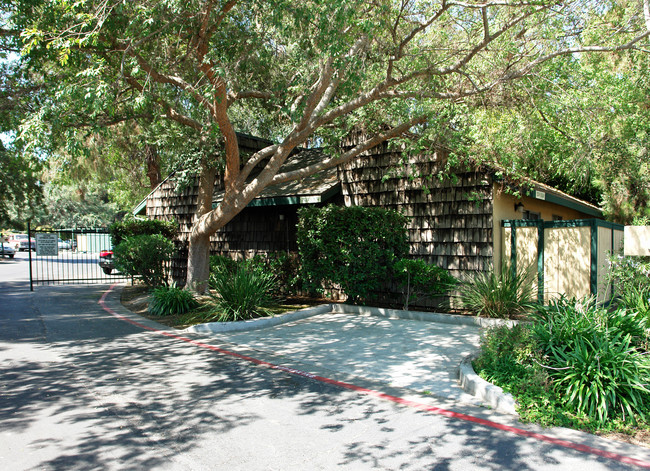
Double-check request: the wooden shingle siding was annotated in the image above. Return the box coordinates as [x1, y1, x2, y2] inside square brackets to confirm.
[146, 175, 299, 282]
[145, 133, 494, 305]
[339, 144, 494, 286]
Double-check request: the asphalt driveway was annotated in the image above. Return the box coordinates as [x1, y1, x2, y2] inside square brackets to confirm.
[3, 266, 650, 470]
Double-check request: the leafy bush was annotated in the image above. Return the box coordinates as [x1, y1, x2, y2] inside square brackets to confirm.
[209, 254, 239, 275]
[531, 296, 650, 423]
[546, 331, 650, 423]
[209, 253, 303, 297]
[459, 264, 537, 318]
[109, 218, 177, 245]
[478, 296, 650, 427]
[297, 205, 408, 303]
[209, 265, 277, 321]
[609, 253, 650, 296]
[149, 285, 198, 316]
[393, 258, 457, 310]
[113, 234, 175, 286]
[243, 253, 303, 296]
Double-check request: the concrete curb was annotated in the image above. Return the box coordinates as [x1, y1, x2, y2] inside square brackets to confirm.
[458, 353, 518, 415]
[333, 304, 519, 328]
[184, 300, 519, 414]
[184, 303, 333, 334]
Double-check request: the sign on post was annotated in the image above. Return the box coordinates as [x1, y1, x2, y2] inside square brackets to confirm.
[36, 233, 59, 256]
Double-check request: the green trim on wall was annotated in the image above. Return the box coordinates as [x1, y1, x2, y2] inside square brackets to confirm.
[590, 220, 598, 296]
[537, 223, 544, 304]
[133, 199, 147, 216]
[502, 219, 624, 230]
[525, 190, 603, 218]
[510, 225, 517, 279]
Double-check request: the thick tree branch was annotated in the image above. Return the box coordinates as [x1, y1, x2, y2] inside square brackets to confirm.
[269, 116, 429, 186]
[226, 89, 273, 106]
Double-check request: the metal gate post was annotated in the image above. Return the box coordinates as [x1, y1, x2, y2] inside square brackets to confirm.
[28, 221, 34, 291]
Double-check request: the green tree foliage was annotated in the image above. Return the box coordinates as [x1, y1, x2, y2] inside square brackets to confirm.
[466, 49, 650, 223]
[0, 141, 41, 227]
[29, 183, 118, 228]
[9, 0, 650, 291]
[297, 205, 408, 302]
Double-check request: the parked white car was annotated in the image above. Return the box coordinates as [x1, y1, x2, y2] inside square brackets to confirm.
[1, 243, 15, 258]
[58, 238, 72, 250]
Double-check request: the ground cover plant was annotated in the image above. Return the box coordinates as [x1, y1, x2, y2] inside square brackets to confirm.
[474, 294, 650, 435]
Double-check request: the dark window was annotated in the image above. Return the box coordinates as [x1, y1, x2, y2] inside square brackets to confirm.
[523, 210, 541, 220]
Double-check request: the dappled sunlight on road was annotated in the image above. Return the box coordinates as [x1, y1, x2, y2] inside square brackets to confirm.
[1, 283, 648, 470]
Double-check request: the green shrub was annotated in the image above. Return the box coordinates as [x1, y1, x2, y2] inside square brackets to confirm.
[209, 254, 239, 275]
[209, 265, 277, 321]
[109, 218, 177, 245]
[393, 258, 457, 310]
[149, 285, 198, 316]
[113, 234, 175, 286]
[546, 331, 650, 423]
[209, 253, 303, 297]
[476, 295, 650, 427]
[297, 205, 408, 303]
[243, 253, 303, 296]
[609, 253, 650, 300]
[474, 324, 550, 400]
[532, 296, 648, 353]
[530, 296, 650, 424]
[459, 265, 537, 318]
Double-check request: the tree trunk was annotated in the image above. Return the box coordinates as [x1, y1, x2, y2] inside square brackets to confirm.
[186, 231, 212, 293]
[185, 162, 217, 293]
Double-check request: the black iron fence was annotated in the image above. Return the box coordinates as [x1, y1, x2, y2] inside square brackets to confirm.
[27, 224, 132, 290]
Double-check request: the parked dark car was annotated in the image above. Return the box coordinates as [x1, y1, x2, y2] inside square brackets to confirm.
[99, 250, 115, 275]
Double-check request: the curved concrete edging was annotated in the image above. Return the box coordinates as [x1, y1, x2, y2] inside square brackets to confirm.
[332, 303, 519, 328]
[184, 303, 333, 333]
[185, 301, 520, 414]
[458, 353, 518, 415]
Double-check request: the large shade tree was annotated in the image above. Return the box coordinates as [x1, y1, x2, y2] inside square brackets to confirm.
[466, 48, 650, 224]
[15, 0, 650, 291]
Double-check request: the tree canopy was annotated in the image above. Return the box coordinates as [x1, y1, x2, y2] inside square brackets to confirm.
[7, 0, 650, 289]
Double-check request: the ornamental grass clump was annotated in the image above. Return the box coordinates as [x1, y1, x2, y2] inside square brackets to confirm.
[459, 264, 536, 318]
[209, 265, 277, 322]
[530, 296, 650, 424]
[149, 285, 198, 316]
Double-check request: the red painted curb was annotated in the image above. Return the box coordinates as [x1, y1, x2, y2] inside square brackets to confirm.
[99, 284, 650, 469]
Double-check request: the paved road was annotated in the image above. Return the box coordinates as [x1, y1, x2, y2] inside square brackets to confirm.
[2, 253, 650, 470]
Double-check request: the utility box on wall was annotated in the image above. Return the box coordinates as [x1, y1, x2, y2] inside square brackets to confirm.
[624, 226, 650, 256]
